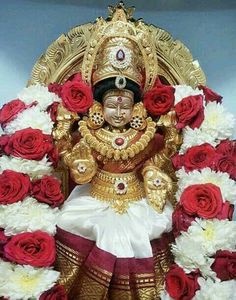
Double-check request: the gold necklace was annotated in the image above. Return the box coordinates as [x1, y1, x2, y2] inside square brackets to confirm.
[79, 117, 156, 161]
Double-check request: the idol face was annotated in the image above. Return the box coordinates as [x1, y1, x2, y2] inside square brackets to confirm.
[103, 91, 134, 128]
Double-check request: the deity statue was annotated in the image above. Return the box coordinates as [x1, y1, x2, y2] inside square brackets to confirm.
[51, 4, 182, 299]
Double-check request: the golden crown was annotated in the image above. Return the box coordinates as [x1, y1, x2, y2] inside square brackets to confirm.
[81, 2, 158, 92]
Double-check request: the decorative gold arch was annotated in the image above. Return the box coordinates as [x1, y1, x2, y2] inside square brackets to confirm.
[28, 22, 206, 88]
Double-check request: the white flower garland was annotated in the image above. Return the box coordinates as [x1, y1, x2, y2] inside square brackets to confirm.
[0, 84, 62, 299]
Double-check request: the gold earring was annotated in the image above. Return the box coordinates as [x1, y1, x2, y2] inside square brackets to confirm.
[130, 102, 147, 130]
[87, 101, 105, 129]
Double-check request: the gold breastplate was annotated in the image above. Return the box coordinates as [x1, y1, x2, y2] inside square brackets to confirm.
[90, 169, 145, 214]
[79, 117, 156, 161]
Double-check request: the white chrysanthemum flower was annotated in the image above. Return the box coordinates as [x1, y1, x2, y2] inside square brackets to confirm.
[4, 264, 59, 300]
[4, 106, 54, 135]
[200, 102, 235, 142]
[176, 168, 236, 204]
[179, 127, 217, 154]
[174, 85, 203, 104]
[160, 290, 174, 300]
[0, 260, 14, 297]
[17, 83, 61, 110]
[188, 219, 236, 256]
[0, 197, 59, 236]
[0, 155, 52, 179]
[172, 232, 214, 276]
[193, 278, 236, 300]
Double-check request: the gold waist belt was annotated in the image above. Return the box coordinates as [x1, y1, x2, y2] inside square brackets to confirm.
[90, 169, 145, 214]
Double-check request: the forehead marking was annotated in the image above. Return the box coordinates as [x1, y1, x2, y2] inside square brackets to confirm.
[117, 96, 123, 103]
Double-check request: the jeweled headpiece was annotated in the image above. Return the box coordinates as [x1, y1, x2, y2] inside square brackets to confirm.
[81, 2, 158, 92]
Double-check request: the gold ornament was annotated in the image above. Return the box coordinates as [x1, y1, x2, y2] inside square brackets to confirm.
[90, 169, 145, 214]
[142, 165, 173, 213]
[79, 117, 156, 161]
[130, 102, 147, 130]
[81, 3, 158, 92]
[63, 140, 97, 184]
[87, 101, 105, 129]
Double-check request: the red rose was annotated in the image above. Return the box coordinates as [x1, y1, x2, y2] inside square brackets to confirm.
[0, 229, 9, 259]
[39, 284, 67, 300]
[61, 74, 93, 113]
[143, 84, 175, 116]
[0, 170, 31, 205]
[0, 99, 26, 128]
[215, 155, 236, 180]
[180, 183, 223, 219]
[48, 147, 59, 168]
[48, 83, 62, 98]
[32, 176, 64, 207]
[211, 250, 236, 280]
[165, 264, 199, 300]
[175, 95, 204, 129]
[4, 128, 53, 160]
[183, 143, 216, 172]
[47, 102, 60, 122]
[216, 140, 236, 156]
[4, 231, 56, 267]
[198, 85, 222, 103]
[172, 205, 195, 238]
[0, 135, 10, 156]
[215, 140, 236, 179]
[217, 201, 234, 220]
[172, 153, 184, 170]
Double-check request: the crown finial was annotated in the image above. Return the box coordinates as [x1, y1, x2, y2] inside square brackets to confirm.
[108, 1, 135, 20]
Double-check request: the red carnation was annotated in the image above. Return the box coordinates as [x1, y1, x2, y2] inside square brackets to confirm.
[211, 250, 236, 281]
[32, 176, 64, 207]
[198, 85, 222, 103]
[172, 204, 195, 238]
[4, 231, 56, 267]
[180, 183, 223, 219]
[39, 284, 68, 300]
[143, 84, 175, 116]
[183, 143, 216, 172]
[4, 128, 53, 161]
[165, 264, 199, 300]
[0, 170, 31, 205]
[175, 95, 204, 129]
[61, 73, 93, 113]
[0, 99, 26, 128]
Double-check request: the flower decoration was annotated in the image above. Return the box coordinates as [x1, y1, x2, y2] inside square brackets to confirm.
[4, 231, 56, 267]
[143, 83, 175, 116]
[61, 73, 93, 113]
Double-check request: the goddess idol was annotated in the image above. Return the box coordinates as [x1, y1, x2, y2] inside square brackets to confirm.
[45, 2, 202, 299]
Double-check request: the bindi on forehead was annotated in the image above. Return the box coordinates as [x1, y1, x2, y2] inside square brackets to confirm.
[117, 96, 123, 103]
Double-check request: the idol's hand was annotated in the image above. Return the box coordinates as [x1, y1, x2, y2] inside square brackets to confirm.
[142, 166, 173, 213]
[64, 140, 97, 184]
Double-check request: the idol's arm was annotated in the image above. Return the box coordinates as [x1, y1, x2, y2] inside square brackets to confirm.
[53, 104, 97, 184]
[142, 111, 182, 212]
